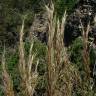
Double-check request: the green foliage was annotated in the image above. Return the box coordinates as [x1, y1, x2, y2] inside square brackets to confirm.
[69, 37, 96, 95]
[55, 0, 78, 18]
[6, 51, 21, 95]
[36, 75, 47, 95]
[24, 38, 47, 75]
[0, 88, 4, 96]
[89, 44, 96, 67]
[24, 39, 47, 59]
[69, 37, 83, 70]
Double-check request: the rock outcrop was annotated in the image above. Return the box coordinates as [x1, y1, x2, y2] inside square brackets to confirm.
[30, 12, 48, 43]
[30, 0, 96, 46]
[64, 0, 96, 46]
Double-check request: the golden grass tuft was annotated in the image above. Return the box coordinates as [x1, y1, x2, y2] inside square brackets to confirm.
[46, 3, 81, 96]
[19, 16, 39, 96]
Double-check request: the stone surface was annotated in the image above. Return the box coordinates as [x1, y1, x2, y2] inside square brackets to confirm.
[30, 12, 48, 43]
[64, 0, 96, 46]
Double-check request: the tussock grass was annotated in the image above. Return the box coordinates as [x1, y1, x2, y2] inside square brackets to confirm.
[19, 16, 39, 96]
[46, 3, 81, 96]
[1, 16, 39, 96]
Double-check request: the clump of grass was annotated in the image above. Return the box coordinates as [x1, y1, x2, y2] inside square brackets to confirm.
[80, 21, 91, 80]
[19, 16, 39, 96]
[1, 16, 39, 96]
[46, 3, 81, 96]
[1, 48, 14, 96]
[80, 20, 93, 95]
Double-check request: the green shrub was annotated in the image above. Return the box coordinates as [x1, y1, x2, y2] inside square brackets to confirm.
[69, 37, 83, 71]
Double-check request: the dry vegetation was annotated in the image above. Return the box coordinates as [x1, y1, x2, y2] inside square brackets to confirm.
[80, 21, 92, 95]
[1, 3, 96, 96]
[46, 3, 81, 96]
[1, 16, 39, 96]
[2, 48, 14, 96]
[19, 16, 39, 96]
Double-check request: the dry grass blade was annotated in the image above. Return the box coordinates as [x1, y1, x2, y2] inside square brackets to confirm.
[2, 48, 14, 96]
[19, 17, 26, 80]
[19, 16, 38, 96]
[61, 10, 67, 36]
[28, 42, 34, 76]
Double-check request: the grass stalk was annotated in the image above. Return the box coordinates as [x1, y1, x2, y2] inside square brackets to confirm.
[2, 48, 14, 96]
